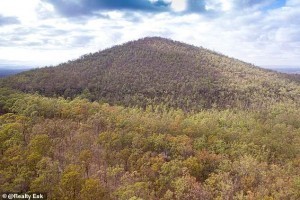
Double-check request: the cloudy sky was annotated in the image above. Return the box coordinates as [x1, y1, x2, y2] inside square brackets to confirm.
[0, 0, 299, 68]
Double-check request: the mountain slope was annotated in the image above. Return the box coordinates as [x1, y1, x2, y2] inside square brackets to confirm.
[1, 37, 299, 111]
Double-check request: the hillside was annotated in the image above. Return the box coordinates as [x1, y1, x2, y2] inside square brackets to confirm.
[1, 37, 300, 199]
[0, 88, 299, 199]
[1, 37, 299, 111]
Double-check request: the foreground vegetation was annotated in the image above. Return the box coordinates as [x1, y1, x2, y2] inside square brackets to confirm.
[0, 88, 299, 199]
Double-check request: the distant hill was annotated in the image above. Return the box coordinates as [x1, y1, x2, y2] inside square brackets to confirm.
[0, 68, 30, 78]
[1, 37, 300, 111]
[271, 67, 300, 74]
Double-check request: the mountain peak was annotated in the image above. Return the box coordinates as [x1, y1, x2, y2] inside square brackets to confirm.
[131, 36, 179, 47]
[1, 38, 299, 111]
[142, 36, 169, 41]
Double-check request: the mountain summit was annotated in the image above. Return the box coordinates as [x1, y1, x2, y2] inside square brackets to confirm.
[1, 37, 300, 110]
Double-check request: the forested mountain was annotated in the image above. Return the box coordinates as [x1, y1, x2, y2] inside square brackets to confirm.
[1, 37, 299, 111]
[0, 38, 300, 199]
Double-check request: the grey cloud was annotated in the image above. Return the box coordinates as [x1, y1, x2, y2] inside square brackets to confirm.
[186, 0, 206, 13]
[184, 0, 278, 14]
[233, 0, 278, 10]
[72, 35, 95, 47]
[0, 15, 20, 26]
[42, 0, 171, 17]
[122, 12, 144, 23]
[0, 25, 75, 48]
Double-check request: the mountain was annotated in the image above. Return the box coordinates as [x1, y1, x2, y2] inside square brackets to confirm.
[1, 37, 299, 111]
[0, 68, 30, 78]
[1, 37, 300, 199]
[274, 68, 300, 74]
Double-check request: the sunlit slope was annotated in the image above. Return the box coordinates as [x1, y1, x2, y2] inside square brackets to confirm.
[1, 37, 299, 110]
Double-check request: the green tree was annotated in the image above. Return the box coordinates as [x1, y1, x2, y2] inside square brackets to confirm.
[79, 150, 92, 178]
[60, 164, 83, 200]
[80, 178, 107, 200]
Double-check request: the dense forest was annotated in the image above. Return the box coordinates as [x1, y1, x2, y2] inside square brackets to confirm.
[0, 37, 300, 199]
[0, 88, 299, 199]
[1, 37, 299, 111]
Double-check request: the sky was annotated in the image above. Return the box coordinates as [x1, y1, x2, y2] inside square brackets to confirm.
[0, 0, 299, 68]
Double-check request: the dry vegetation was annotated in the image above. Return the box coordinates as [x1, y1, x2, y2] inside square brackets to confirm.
[0, 38, 300, 199]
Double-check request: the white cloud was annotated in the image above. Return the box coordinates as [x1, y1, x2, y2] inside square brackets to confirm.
[0, 0, 41, 22]
[205, 0, 233, 12]
[170, 0, 187, 12]
[0, 0, 299, 68]
[286, 0, 300, 6]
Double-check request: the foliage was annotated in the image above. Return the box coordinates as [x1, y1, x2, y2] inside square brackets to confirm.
[0, 88, 299, 199]
[1, 37, 299, 111]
